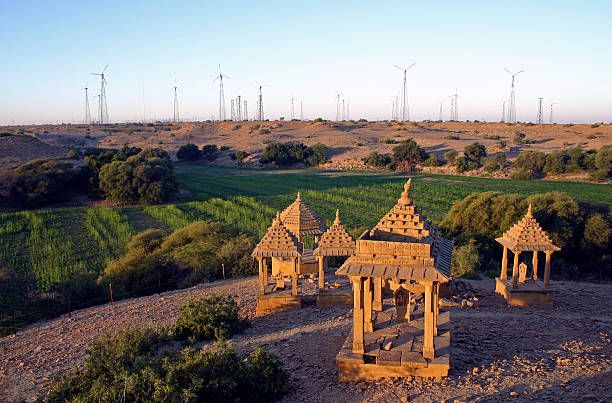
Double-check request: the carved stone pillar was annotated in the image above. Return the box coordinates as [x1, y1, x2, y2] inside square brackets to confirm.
[373, 277, 383, 311]
[532, 251, 539, 281]
[501, 246, 508, 280]
[511, 250, 521, 289]
[258, 258, 265, 295]
[423, 282, 435, 359]
[291, 258, 298, 296]
[543, 251, 552, 289]
[364, 277, 373, 333]
[351, 276, 365, 353]
[318, 256, 325, 290]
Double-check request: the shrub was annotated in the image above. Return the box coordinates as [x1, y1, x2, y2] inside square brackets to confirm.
[174, 294, 249, 343]
[513, 131, 526, 144]
[202, 144, 219, 161]
[445, 135, 460, 140]
[232, 125, 241, 131]
[260, 142, 328, 167]
[379, 138, 398, 144]
[451, 241, 481, 279]
[484, 153, 506, 173]
[390, 138, 428, 171]
[595, 145, 612, 177]
[423, 154, 442, 167]
[176, 143, 202, 161]
[444, 150, 458, 164]
[231, 150, 248, 161]
[66, 149, 80, 159]
[455, 156, 477, 173]
[516, 150, 546, 172]
[98, 156, 178, 204]
[139, 147, 170, 160]
[258, 128, 271, 135]
[464, 142, 487, 166]
[510, 167, 533, 180]
[46, 329, 290, 403]
[9, 159, 76, 207]
[362, 151, 391, 167]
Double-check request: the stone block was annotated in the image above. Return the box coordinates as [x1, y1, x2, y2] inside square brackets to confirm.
[376, 350, 402, 366]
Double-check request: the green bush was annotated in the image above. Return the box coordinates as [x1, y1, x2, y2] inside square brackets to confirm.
[174, 294, 249, 343]
[484, 153, 507, 173]
[595, 145, 612, 177]
[424, 154, 442, 167]
[9, 159, 76, 207]
[98, 156, 178, 204]
[202, 144, 219, 161]
[444, 150, 458, 164]
[66, 149, 80, 159]
[455, 156, 477, 173]
[464, 142, 487, 166]
[139, 147, 170, 160]
[176, 143, 202, 161]
[260, 142, 328, 167]
[45, 328, 290, 403]
[379, 138, 398, 144]
[510, 167, 534, 180]
[444, 135, 460, 140]
[390, 138, 428, 170]
[516, 150, 546, 172]
[451, 241, 481, 279]
[362, 151, 391, 167]
[231, 150, 248, 161]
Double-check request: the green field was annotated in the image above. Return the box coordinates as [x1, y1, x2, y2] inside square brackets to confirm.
[1, 165, 610, 333]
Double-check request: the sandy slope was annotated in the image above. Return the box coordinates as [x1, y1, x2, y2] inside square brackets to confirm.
[1, 121, 610, 169]
[0, 276, 610, 402]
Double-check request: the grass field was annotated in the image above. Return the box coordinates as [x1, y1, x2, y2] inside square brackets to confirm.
[1, 165, 610, 333]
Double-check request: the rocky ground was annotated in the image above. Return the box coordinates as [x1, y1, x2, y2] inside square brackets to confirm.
[0, 277, 610, 402]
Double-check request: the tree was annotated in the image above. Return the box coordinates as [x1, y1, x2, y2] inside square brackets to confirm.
[201, 144, 219, 161]
[464, 142, 487, 166]
[98, 156, 178, 204]
[391, 139, 428, 171]
[515, 150, 546, 172]
[362, 151, 391, 167]
[455, 156, 477, 173]
[444, 150, 458, 164]
[595, 145, 612, 177]
[9, 159, 75, 207]
[176, 144, 202, 161]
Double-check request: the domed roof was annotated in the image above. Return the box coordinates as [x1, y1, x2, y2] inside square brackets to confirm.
[280, 192, 326, 237]
[252, 212, 303, 257]
[314, 210, 356, 256]
[495, 205, 561, 252]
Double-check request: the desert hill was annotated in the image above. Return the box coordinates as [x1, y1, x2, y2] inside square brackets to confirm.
[0, 121, 610, 169]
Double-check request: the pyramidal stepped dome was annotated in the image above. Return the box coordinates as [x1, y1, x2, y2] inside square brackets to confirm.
[496, 205, 561, 252]
[252, 212, 303, 257]
[314, 210, 356, 256]
[280, 192, 326, 237]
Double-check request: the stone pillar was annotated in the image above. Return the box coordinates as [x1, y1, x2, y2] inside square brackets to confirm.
[291, 258, 298, 296]
[263, 258, 268, 286]
[500, 246, 508, 280]
[258, 258, 265, 295]
[511, 250, 521, 289]
[373, 277, 383, 311]
[532, 251, 539, 281]
[433, 283, 439, 337]
[351, 277, 365, 353]
[423, 282, 435, 359]
[318, 256, 325, 290]
[543, 251, 552, 290]
[364, 278, 373, 332]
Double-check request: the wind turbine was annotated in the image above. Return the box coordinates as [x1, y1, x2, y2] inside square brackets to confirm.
[82, 85, 91, 124]
[501, 99, 508, 122]
[335, 91, 342, 121]
[504, 68, 525, 123]
[549, 102, 558, 124]
[213, 65, 230, 121]
[171, 79, 179, 122]
[449, 89, 460, 121]
[255, 81, 268, 121]
[289, 97, 296, 120]
[394, 63, 416, 121]
[438, 100, 444, 122]
[96, 94, 101, 124]
[91, 65, 109, 124]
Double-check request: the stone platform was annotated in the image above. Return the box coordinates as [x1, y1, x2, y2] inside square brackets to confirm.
[495, 278, 554, 307]
[337, 306, 450, 380]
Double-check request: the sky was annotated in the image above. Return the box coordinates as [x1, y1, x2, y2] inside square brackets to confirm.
[0, 1, 611, 125]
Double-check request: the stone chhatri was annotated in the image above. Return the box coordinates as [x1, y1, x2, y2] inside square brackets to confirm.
[252, 212, 303, 258]
[495, 204, 561, 252]
[314, 210, 356, 257]
[280, 192, 326, 238]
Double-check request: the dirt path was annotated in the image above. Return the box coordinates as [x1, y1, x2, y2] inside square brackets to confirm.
[1, 277, 611, 402]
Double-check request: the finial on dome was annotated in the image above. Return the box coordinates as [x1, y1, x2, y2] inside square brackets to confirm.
[397, 178, 413, 205]
[273, 211, 282, 224]
[296, 192, 301, 201]
[334, 209, 341, 225]
[527, 204, 533, 217]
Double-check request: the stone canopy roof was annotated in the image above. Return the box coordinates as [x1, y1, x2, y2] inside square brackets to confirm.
[252, 212, 303, 258]
[495, 205, 561, 252]
[313, 210, 356, 257]
[280, 192, 326, 237]
[336, 179, 452, 282]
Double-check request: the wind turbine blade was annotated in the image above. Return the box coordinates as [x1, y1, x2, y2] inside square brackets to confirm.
[394, 65, 404, 71]
[504, 68, 512, 75]
[102, 64, 108, 74]
[224, 75, 231, 79]
[213, 75, 219, 81]
[407, 63, 416, 70]
[516, 69, 526, 75]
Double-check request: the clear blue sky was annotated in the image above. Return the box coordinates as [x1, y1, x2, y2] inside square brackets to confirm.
[1, 1, 611, 124]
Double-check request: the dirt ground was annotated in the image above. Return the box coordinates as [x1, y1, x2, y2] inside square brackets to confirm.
[1, 120, 610, 170]
[0, 276, 610, 402]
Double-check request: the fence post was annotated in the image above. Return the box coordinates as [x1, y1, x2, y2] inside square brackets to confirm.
[109, 282, 114, 311]
[222, 263, 225, 280]
[67, 295, 72, 319]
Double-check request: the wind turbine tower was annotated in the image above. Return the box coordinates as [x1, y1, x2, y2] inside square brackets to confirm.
[549, 102, 558, 124]
[171, 81, 179, 122]
[300, 100, 304, 120]
[91, 65, 109, 124]
[214, 65, 230, 121]
[335, 92, 342, 121]
[537, 97, 544, 124]
[501, 99, 508, 122]
[504, 68, 525, 123]
[438, 100, 443, 122]
[82, 86, 91, 124]
[290, 97, 295, 120]
[342, 98, 346, 121]
[96, 94, 101, 124]
[394, 63, 416, 121]
[346, 100, 350, 121]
